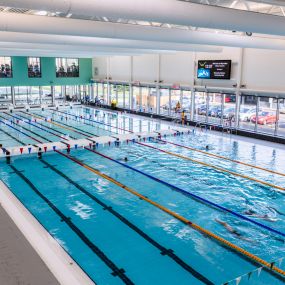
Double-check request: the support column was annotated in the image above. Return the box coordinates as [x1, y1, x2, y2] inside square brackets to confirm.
[274, 98, 280, 136]
[11, 86, 15, 106]
[129, 56, 133, 110]
[190, 87, 195, 121]
[51, 86, 55, 106]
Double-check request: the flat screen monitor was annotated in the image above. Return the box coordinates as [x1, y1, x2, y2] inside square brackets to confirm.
[197, 60, 231, 80]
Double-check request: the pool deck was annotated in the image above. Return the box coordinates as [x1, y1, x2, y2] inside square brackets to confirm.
[0, 203, 59, 285]
[0, 180, 95, 285]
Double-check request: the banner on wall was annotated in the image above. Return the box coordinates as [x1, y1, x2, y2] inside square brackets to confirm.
[0, 56, 13, 78]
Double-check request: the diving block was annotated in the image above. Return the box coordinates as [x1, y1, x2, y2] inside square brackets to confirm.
[90, 136, 117, 145]
[136, 131, 159, 139]
[111, 133, 137, 142]
[172, 126, 192, 134]
[154, 129, 177, 136]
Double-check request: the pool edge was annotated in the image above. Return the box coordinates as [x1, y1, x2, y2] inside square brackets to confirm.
[0, 180, 95, 285]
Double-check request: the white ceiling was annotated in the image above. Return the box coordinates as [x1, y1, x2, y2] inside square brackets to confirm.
[1, 0, 285, 57]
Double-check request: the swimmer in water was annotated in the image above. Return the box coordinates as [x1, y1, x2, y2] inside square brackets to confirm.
[243, 208, 278, 222]
[124, 157, 128, 162]
[215, 219, 253, 242]
[205, 145, 209, 150]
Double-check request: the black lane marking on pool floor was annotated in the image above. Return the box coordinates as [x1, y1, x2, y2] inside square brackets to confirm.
[40, 159, 214, 285]
[31, 111, 98, 138]
[4, 112, 69, 142]
[0, 114, 49, 143]
[0, 127, 26, 146]
[49, 110, 105, 131]
[18, 112, 78, 140]
[9, 164, 134, 285]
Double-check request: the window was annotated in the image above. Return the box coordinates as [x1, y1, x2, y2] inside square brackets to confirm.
[0, 56, 12, 78]
[28, 57, 41, 78]
[56, 58, 79, 77]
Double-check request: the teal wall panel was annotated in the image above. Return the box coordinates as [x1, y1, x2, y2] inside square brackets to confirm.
[0, 56, 92, 86]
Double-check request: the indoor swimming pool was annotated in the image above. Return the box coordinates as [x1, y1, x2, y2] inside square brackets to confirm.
[0, 106, 285, 285]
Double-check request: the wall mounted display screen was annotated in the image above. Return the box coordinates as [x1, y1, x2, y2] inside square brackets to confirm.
[28, 57, 42, 78]
[56, 58, 79, 78]
[0, 56, 13, 78]
[197, 60, 231, 80]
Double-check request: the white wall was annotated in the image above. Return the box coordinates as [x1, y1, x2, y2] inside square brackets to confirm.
[92, 47, 285, 93]
[160, 52, 194, 85]
[242, 49, 285, 90]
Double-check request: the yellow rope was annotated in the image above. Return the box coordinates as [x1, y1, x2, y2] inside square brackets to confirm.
[59, 151, 285, 277]
[163, 139, 285, 177]
[138, 142, 285, 192]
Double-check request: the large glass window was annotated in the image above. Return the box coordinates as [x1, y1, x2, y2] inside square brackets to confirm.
[110, 84, 117, 105]
[0, 87, 12, 106]
[181, 89, 192, 120]
[194, 91, 207, 122]
[104, 83, 109, 104]
[132, 86, 140, 110]
[117, 85, 124, 107]
[278, 99, 285, 137]
[170, 89, 181, 117]
[65, 85, 79, 102]
[0, 57, 12, 78]
[159, 88, 170, 115]
[141, 87, 149, 112]
[54, 86, 64, 104]
[56, 58, 79, 77]
[14, 86, 28, 106]
[124, 85, 130, 109]
[41, 86, 52, 105]
[149, 87, 157, 113]
[28, 57, 41, 78]
[207, 92, 223, 125]
[256, 97, 278, 136]
[222, 93, 236, 127]
[238, 95, 257, 132]
[28, 86, 41, 105]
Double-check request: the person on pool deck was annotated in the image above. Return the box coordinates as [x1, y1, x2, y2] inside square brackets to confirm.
[215, 218, 253, 242]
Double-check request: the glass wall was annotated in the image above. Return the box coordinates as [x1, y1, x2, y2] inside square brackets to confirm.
[14, 86, 28, 106]
[149, 87, 157, 113]
[193, 91, 207, 122]
[160, 88, 170, 116]
[170, 89, 181, 117]
[278, 99, 285, 137]
[41, 86, 52, 105]
[238, 95, 258, 132]
[125, 85, 130, 109]
[207, 92, 223, 125]
[0, 87, 12, 107]
[54, 86, 64, 104]
[181, 89, 192, 120]
[117, 85, 124, 107]
[141, 87, 149, 112]
[256, 97, 278, 136]
[132, 86, 140, 110]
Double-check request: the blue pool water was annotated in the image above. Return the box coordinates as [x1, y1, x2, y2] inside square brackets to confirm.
[0, 106, 285, 285]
